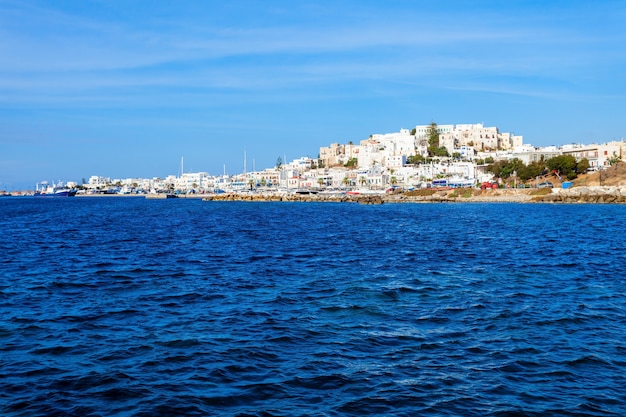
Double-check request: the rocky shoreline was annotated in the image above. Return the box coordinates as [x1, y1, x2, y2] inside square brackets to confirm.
[533, 186, 626, 203]
[201, 186, 626, 204]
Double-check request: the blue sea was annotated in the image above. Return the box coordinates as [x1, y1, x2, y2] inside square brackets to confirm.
[1, 197, 625, 416]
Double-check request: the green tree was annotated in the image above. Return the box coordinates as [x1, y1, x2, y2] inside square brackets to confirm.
[608, 156, 621, 165]
[517, 161, 546, 181]
[407, 154, 425, 164]
[546, 155, 578, 180]
[426, 122, 440, 156]
[432, 146, 449, 157]
[576, 158, 590, 173]
[486, 160, 506, 178]
[486, 158, 524, 179]
[503, 158, 525, 178]
[276, 157, 283, 170]
[344, 157, 358, 167]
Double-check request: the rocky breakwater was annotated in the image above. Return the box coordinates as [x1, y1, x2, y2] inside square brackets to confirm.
[201, 187, 626, 204]
[400, 188, 535, 203]
[532, 186, 626, 203]
[202, 192, 385, 204]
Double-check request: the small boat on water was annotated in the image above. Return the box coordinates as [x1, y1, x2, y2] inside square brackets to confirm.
[34, 181, 77, 197]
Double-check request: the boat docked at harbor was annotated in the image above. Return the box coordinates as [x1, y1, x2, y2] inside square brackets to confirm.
[34, 181, 77, 197]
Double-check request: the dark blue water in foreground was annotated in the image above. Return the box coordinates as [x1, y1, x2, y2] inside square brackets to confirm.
[1, 197, 626, 416]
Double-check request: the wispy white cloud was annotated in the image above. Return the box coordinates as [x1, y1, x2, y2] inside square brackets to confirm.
[0, 3, 624, 116]
[0, 0, 594, 77]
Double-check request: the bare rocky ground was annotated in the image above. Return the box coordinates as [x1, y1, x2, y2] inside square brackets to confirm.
[574, 161, 626, 187]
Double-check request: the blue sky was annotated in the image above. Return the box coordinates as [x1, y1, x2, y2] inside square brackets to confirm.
[1, 0, 625, 189]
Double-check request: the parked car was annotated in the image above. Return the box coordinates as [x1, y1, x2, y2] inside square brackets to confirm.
[537, 181, 554, 189]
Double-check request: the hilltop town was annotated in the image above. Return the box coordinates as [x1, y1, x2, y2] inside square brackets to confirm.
[9, 122, 626, 196]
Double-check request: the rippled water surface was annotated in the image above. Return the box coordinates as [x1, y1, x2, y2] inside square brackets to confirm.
[1, 197, 626, 416]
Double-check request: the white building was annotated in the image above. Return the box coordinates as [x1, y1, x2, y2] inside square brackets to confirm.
[174, 172, 211, 191]
[319, 142, 359, 167]
[415, 123, 523, 155]
[561, 141, 624, 169]
[88, 175, 110, 187]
